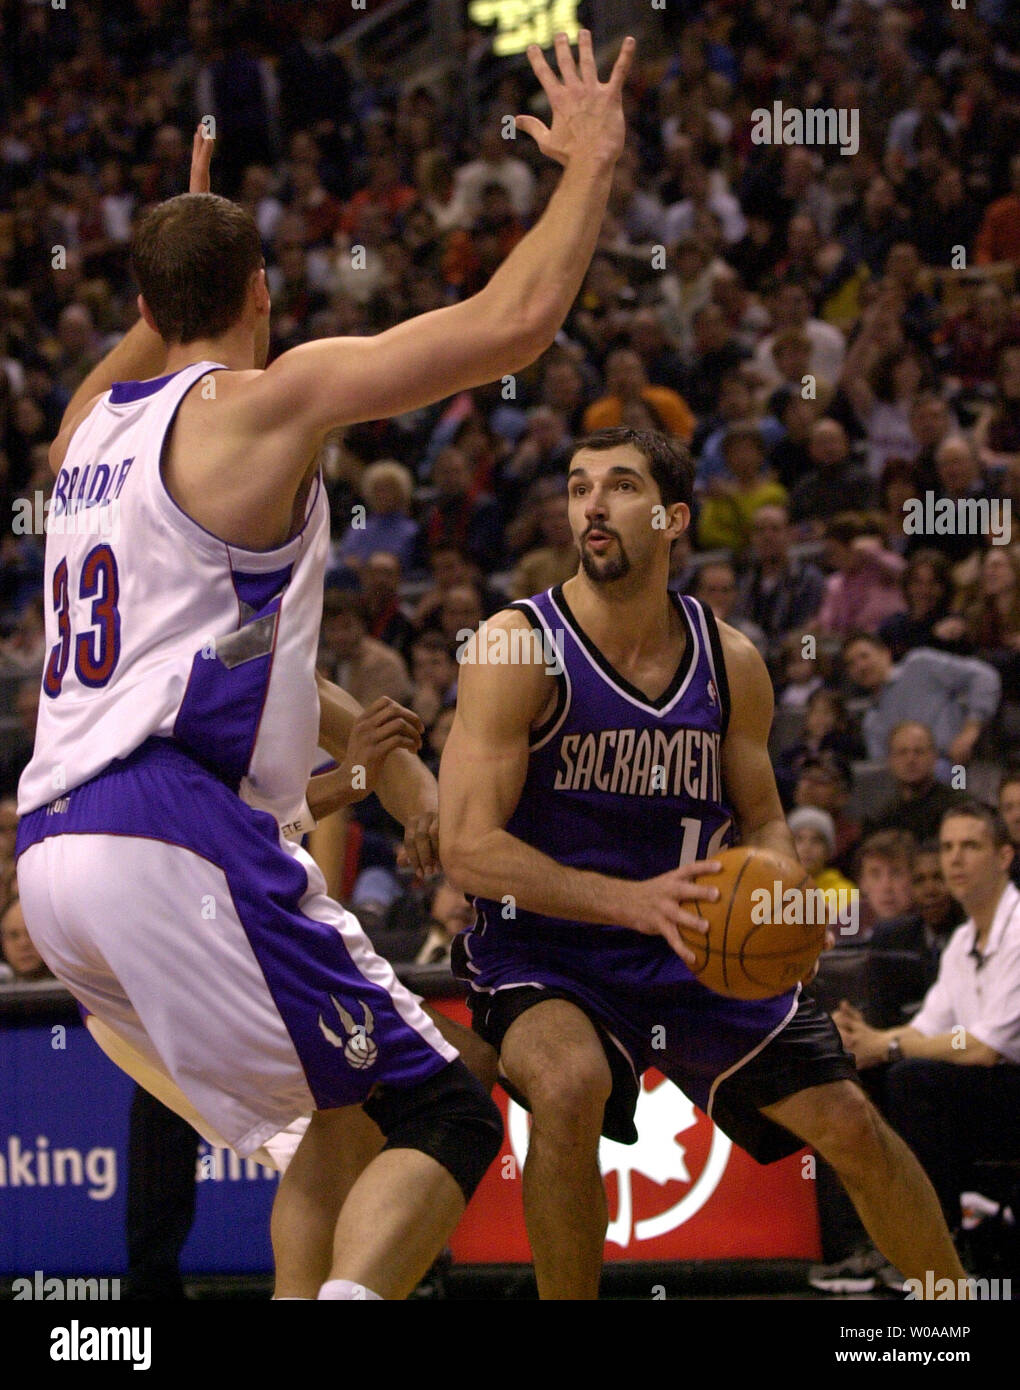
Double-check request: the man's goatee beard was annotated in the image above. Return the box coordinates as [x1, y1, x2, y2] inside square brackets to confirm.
[580, 547, 631, 583]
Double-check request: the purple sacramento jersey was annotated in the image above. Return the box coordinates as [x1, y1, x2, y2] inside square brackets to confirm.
[455, 584, 799, 1125]
[463, 584, 736, 984]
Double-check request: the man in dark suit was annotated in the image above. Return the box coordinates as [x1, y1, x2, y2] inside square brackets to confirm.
[788, 419, 876, 530]
[861, 721, 967, 845]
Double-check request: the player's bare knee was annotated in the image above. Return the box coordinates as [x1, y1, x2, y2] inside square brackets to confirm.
[807, 1085, 886, 1181]
[527, 1058, 611, 1143]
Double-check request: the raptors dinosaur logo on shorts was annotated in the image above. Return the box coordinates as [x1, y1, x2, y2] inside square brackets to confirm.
[318, 997, 379, 1071]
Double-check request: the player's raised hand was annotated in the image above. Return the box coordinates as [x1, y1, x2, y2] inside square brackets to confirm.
[515, 29, 635, 170]
[617, 860, 721, 967]
[189, 121, 214, 194]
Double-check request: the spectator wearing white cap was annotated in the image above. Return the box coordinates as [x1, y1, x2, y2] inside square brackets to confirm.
[789, 806, 858, 915]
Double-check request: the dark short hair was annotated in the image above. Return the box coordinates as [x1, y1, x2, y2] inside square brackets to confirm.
[841, 629, 889, 655]
[569, 427, 695, 508]
[323, 590, 369, 625]
[778, 272, 814, 298]
[693, 558, 736, 591]
[825, 511, 870, 545]
[772, 328, 811, 354]
[427, 543, 470, 564]
[799, 751, 852, 790]
[722, 423, 765, 457]
[806, 686, 850, 730]
[903, 548, 952, 602]
[131, 192, 264, 344]
[940, 799, 1011, 850]
[870, 345, 931, 404]
[878, 456, 916, 492]
[857, 828, 918, 875]
[693, 302, 725, 325]
[719, 368, 751, 393]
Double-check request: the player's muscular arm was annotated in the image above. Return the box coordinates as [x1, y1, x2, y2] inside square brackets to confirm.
[720, 629, 833, 974]
[440, 613, 717, 961]
[221, 35, 635, 489]
[439, 614, 617, 921]
[718, 625, 798, 862]
[305, 743, 437, 838]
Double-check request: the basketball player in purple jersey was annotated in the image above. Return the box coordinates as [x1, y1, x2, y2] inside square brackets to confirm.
[15, 33, 635, 1300]
[440, 427, 967, 1299]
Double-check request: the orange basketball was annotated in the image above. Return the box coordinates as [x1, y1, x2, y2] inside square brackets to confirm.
[679, 846, 827, 1000]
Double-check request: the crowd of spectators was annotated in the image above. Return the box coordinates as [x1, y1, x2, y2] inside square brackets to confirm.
[2, 0, 1020, 960]
[1, 0, 1019, 1296]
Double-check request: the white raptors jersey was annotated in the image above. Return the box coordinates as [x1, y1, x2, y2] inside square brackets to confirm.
[17, 361, 330, 826]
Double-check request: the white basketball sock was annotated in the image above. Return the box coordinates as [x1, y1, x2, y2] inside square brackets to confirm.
[317, 1278, 382, 1301]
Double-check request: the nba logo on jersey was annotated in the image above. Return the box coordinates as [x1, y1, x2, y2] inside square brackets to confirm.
[707, 679, 718, 706]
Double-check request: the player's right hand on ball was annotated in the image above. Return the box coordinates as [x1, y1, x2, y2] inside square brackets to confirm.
[620, 860, 722, 967]
[516, 30, 634, 171]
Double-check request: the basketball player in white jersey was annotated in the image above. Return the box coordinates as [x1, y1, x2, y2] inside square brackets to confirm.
[15, 31, 635, 1300]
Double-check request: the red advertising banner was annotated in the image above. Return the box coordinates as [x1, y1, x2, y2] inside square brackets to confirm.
[432, 998, 823, 1264]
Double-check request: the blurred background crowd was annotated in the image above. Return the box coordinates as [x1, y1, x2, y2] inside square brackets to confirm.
[2, 0, 1020, 976]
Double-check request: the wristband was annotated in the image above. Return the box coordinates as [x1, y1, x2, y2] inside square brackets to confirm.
[279, 798, 317, 842]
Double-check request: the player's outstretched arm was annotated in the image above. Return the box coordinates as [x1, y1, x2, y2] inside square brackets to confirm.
[439, 612, 716, 962]
[231, 33, 635, 469]
[717, 624, 798, 861]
